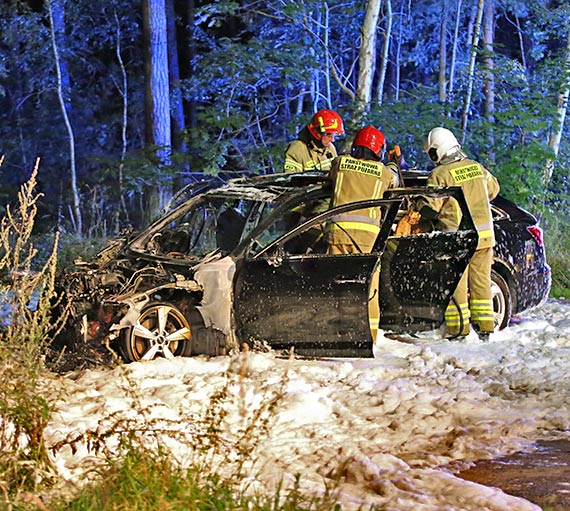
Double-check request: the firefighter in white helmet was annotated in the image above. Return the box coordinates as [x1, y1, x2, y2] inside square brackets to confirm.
[284, 109, 345, 173]
[418, 127, 500, 339]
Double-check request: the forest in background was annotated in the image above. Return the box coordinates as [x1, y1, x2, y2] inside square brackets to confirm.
[0, 0, 569, 241]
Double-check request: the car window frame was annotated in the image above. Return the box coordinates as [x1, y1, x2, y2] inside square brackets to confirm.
[247, 197, 405, 260]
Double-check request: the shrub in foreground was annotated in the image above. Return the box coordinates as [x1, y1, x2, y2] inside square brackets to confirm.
[0, 159, 68, 507]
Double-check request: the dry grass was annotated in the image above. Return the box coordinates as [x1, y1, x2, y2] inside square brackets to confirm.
[0, 159, 69, 509]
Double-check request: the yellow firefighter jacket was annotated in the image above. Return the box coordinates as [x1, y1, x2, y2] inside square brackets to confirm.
[421, 158, 500, 249]
[284, 139, 338, 173]
[326, 155, 398, 251]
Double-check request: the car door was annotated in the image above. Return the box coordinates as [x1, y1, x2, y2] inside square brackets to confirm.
[378, 187, 479, 332]
[233, 189, 478, 357]
[233, 199, 401, 357]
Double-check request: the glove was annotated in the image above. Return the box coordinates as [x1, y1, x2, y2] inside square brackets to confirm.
[388, 145, 405, 168]
[395, 211, 421, 236]
[419, 205, 438, 220]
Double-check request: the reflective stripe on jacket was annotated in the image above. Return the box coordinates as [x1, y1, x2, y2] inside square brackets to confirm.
[422, 158, 499, 249]
[283, 139, 337, 173]
[326, 155, 398, 248]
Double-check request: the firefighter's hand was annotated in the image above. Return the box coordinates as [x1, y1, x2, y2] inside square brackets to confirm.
[388, 145, 404, 168]
[407, 211, 421, 225]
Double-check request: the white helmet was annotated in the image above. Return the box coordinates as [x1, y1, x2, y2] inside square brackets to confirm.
[423, 127, 461, 163]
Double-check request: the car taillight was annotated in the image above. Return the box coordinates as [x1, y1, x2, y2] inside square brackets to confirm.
[527, 225, 544, 247]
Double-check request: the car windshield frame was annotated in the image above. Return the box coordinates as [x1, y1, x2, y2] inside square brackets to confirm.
[127, 181, 319, 260]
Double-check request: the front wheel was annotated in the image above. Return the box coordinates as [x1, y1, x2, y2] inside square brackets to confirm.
[120, 302, 193, 362]
[491, 270, 512, 330]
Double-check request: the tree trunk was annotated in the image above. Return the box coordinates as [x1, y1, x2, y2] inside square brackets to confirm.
[482, 0, 495, 120]
[482, 0, 495, 162]
[113, 11, 130, 229]
[514, 15, 527, 73]
[166, 0, 189, 190]
[142, 0, 172, 224]
[310, 7, 323, 111]
[376, 0, 393, 107]
[167, 0, 186, 153]
[545, 28, 570, 184]
[323, 3, 332, 109]
[392, 0, 408, 102]
[448, 0, 462, 96]
[460, 0, 484, 143]
[46, 0, 82, 236]
[185, 0, 198, 131]
[438, 0, 447, 103]
[357, 0, 383, 109]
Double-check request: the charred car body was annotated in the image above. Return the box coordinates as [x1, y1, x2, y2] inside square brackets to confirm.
[54, 172, 550, 363]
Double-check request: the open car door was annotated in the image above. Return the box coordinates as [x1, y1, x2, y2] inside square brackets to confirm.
[233, 188, 478, 358]
[233, 199, 399, 358]
[378, 187, 478, 333]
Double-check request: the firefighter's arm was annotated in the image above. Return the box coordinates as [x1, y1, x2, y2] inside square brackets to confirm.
[487, 171, 500, 201]
[416, 170, 446, 219]
[414, 192, 440, 221]
[387, 145, 406, 186]
[418, 204, 439, 220]
[283, 141, 304, 173]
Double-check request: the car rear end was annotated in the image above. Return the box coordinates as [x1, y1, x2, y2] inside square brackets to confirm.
[491, 196, 551, 316]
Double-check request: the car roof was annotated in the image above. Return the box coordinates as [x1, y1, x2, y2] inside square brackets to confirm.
[203, 172, 331, 202]
[169, 169, 538, 226]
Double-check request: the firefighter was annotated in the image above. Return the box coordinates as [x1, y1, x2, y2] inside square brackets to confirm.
[418, 127, 500, 339]
[325, 126, 400, 342]
[283, 109, 345, 173]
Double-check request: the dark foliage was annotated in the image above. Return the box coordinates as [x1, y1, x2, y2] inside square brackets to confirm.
[0, 0, 569, 235]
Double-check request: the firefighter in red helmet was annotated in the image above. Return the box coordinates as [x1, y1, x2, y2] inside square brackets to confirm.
[326, 126, 399, 253]
[325, 126, 400, 342]
[284, 109, 345, 173]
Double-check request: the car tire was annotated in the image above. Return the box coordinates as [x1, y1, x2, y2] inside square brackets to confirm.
[120, 302, 193, 362]
[491, 270, 512, 330]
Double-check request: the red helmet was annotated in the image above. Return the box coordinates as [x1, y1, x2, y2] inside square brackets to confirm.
[352, 126, 386, 157]
[307, 109, 344, 140]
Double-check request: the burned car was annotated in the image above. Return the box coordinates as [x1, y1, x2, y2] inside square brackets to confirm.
[54, 172, 550, 363]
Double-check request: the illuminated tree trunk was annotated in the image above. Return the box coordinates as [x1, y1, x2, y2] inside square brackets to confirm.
[482, 0, 495, 121]
[438, 0, 447, 103]
[546, 28, 570, 184]
[46, 0, 82, 236]
[482, 0, 495, 162]
[376, 0, 393, 107]
[142, 0, 172, 224]
[460, 0, 484, 143]
[113, 11, 130, 228]
[448, 0, 462, 96]
[357, 0, 382, 109]
[392, 0, 408, 101]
